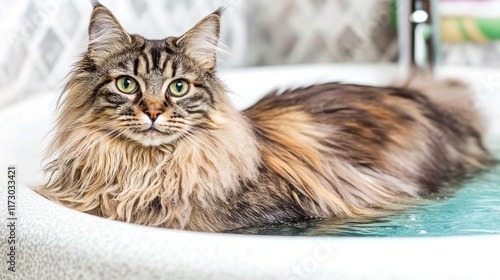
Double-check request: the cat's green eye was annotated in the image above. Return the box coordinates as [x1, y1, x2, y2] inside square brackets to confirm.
[116, 76, 138, 94]
[168, 79, 189, 97]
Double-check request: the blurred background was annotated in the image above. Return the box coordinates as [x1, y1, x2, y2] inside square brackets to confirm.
[1, 0, 500, 107]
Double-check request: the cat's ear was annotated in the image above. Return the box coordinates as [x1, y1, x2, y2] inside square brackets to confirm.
[88, 4, 131, 62]
[176, 9, 222, 70]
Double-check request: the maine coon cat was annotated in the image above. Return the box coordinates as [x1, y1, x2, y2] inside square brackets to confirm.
[37, 3, 493, 232]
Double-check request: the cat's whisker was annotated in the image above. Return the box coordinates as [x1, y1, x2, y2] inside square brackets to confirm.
[58, 119, 126, 134]
[188, 126, 237, 143]
[59, 121, 113, 132]
[183, 130, 220, 157]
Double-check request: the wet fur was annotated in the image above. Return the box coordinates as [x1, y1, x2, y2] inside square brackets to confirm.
[36, 4, 493, 232]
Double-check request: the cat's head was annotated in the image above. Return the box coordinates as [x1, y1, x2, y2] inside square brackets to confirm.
[62, 3, 228, 147]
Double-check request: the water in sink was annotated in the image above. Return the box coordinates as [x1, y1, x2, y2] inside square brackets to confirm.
[232, 145, 500, 237]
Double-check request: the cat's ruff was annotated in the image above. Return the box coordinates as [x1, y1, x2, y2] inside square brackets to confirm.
[36, 3, 493, 232]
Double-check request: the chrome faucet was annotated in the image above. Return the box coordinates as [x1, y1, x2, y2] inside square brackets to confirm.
[397, 0, 440, 77]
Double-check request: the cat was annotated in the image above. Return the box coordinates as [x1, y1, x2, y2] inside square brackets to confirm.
[36, 2, 493, 232]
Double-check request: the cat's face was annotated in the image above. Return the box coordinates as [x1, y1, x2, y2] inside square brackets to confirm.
[68, 5, 224, 146]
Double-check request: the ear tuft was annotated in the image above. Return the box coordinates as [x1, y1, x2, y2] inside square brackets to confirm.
[88, 5, 130, 62]
[213, 6, 226, 17]
[176, 11, 222, 70]
[90, 0, 102, 8]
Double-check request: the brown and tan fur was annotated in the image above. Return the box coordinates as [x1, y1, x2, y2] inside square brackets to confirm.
[37, 3, 493, 232]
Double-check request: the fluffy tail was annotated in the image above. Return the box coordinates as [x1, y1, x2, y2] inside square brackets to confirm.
[395, 72, 486, 136]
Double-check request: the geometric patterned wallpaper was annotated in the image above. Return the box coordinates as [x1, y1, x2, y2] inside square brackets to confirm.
[1, 0, 500, 107]
[248, 0, 398, 65]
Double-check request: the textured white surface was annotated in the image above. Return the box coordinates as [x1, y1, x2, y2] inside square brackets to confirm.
[0, 64, 500, 279]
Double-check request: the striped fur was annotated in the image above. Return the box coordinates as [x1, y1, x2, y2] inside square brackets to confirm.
[36, 4, 493, 232]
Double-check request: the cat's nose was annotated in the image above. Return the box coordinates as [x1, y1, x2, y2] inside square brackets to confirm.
[144, 108, 163, 121]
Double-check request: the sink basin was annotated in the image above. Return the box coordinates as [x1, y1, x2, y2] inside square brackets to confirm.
[1, 63, 499, 279]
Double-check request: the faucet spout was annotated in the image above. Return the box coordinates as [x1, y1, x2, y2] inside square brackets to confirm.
[397, 0, 440, 77]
